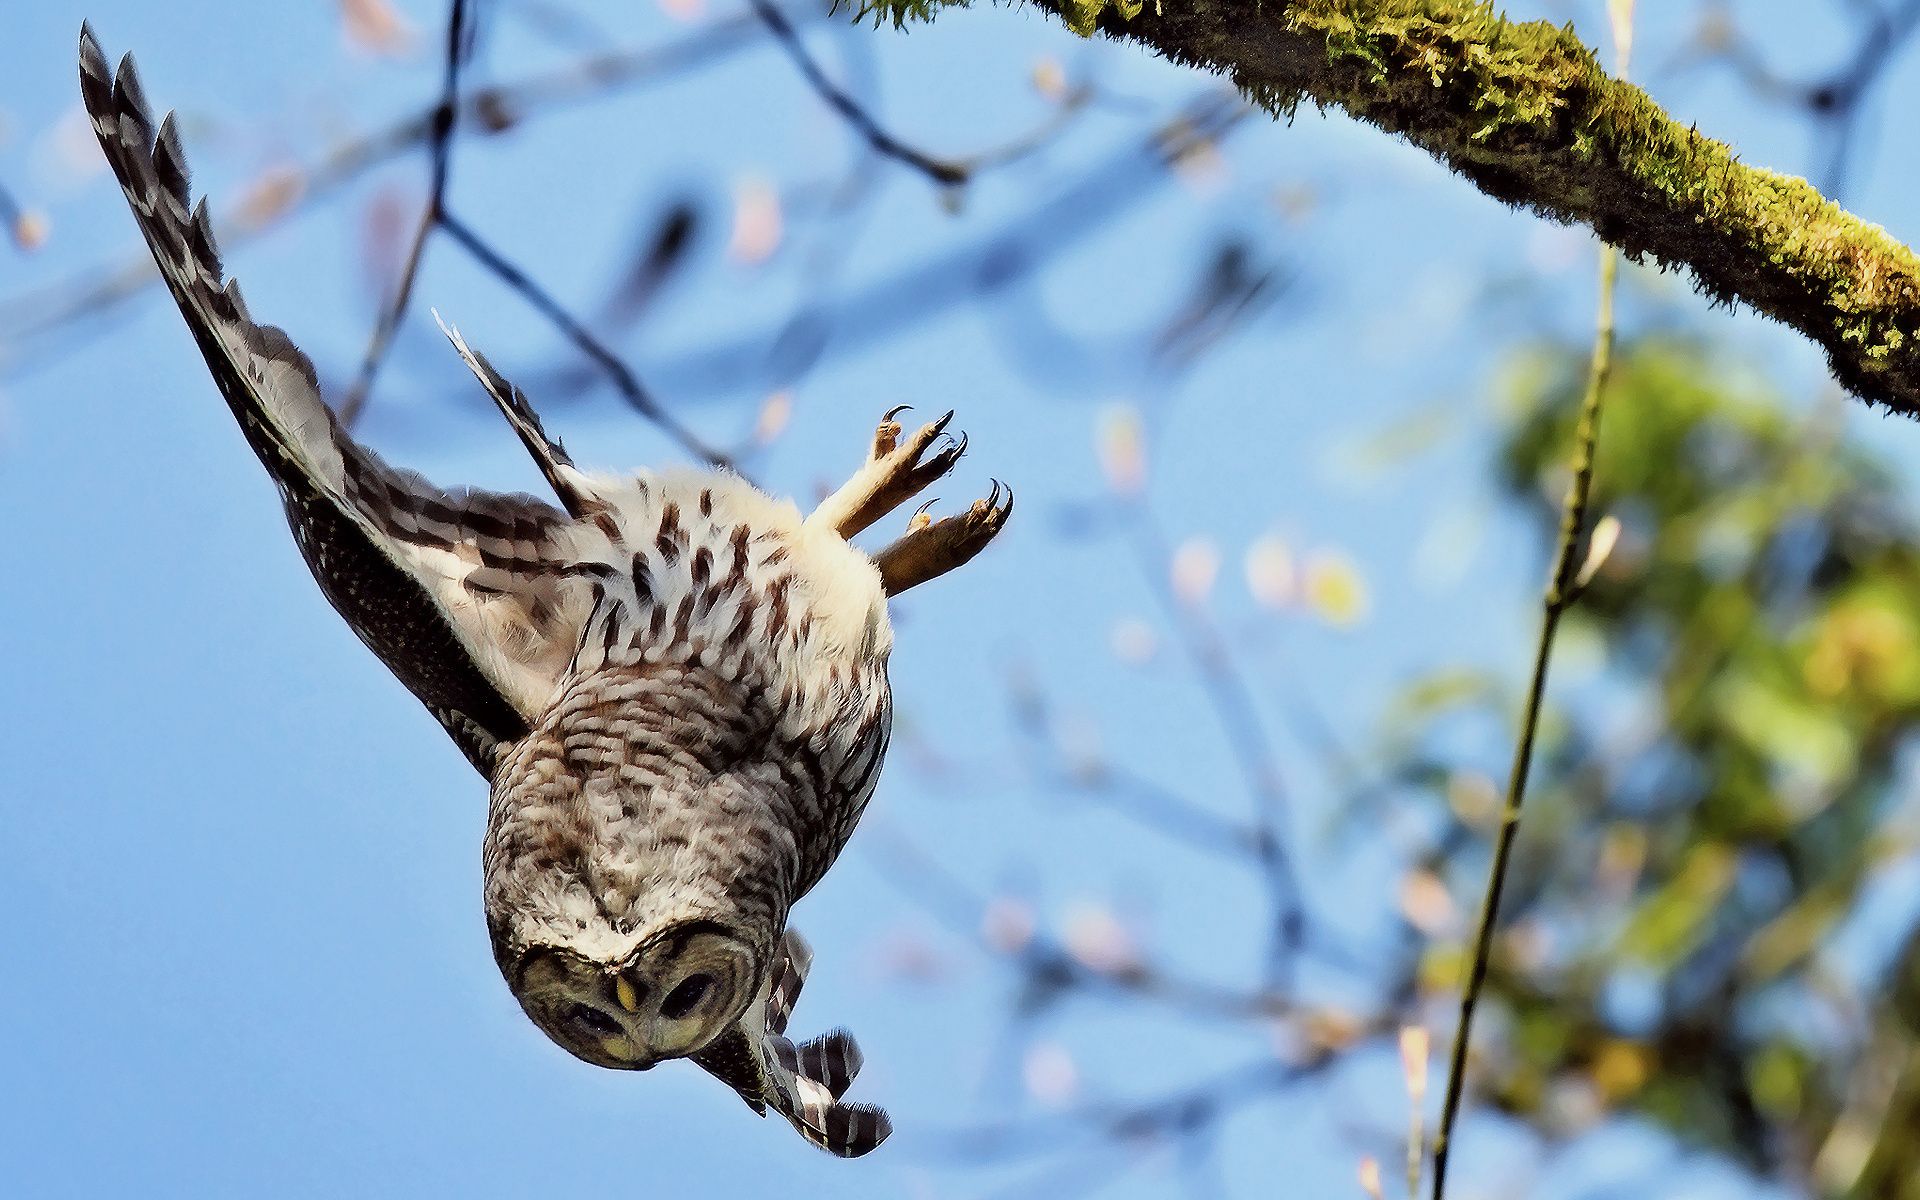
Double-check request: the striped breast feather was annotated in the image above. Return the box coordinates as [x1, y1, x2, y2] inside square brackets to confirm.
[79, 27, 593, 775]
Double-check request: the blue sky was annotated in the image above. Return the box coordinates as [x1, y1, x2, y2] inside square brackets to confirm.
[3, 1, 1917, 1197]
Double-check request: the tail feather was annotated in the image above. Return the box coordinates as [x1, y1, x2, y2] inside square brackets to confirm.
[436, 313, 601, 522]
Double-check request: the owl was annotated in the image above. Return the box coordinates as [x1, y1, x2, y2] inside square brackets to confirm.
[81, 28, 1009, 1157]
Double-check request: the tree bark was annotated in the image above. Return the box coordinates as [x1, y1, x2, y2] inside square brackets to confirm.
[899, 0, 1920, 416]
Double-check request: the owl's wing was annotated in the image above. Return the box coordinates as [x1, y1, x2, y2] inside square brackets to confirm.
[80, 29, 589, 775]
[764, 1029, 892, 1157]
[692, 931, 892, 1157]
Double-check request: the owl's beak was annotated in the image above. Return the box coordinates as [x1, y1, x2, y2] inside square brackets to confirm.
[599, 1034, 660, 1070]
[614, 973, 643, 1013]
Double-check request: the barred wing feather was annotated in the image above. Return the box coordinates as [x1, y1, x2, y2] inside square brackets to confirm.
[80, 27, 588, 775]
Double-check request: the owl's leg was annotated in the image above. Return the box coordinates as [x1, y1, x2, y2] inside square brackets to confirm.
[808, 407, 966, 540]
[872, 481, 1013, 596]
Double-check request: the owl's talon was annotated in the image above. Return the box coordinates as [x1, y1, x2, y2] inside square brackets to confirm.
[871, 410, 905, 459]
[874, 482, 1012, 596]
[810, 407, 973, 540]
[906, 498, 937, 534]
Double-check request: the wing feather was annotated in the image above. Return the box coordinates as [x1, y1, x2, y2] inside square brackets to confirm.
[80, 28, 588, 775]
[692, 930, 893, 1157]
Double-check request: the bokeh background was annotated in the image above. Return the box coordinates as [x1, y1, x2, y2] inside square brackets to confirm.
[5, 2, 1920, 1197]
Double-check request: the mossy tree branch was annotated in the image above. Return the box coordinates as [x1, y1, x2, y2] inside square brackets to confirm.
[877, 0, 1920, 415]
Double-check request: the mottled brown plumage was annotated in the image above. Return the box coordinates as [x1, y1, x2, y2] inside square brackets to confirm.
[81, 25, 1008, 1158]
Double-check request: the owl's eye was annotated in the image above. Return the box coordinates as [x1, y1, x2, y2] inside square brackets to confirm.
[660, 974, 714, 1019]
[565, 1003, 622, 1038]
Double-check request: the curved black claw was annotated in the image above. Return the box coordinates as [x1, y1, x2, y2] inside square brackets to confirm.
[816, 407, 974, 539]
[873, 478, 1013, 596]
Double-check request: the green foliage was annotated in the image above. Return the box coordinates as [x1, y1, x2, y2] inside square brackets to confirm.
[850, 0, 955, 28]
[851, 0, 1146, 34]
[1288, 0, 1587, 140]
[1391, 336, 1920, 1171]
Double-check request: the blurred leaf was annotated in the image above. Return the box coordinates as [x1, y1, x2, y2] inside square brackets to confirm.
[603, 200, 701, 327]
[1384, 669, 1497, 729]
[1171, 537, 1220, 607]
[1607, 0, 1637, 76]
[338, 0, 416, 57]
[726, 176, 781, 265]
[1333, 401, 1458, 476]
[1305, 550, 1369, 627]
[1748, 1041, 1811, 1121]
[1711, 667, 1854, 791]
[1097, 405, 1147, 496]
[10, 210, 47, 251]
[1031, 56, 1069, 101]
[1617, 842, 1736, 965]
[1244, 533, 1296, 608]
[1591, 1038, 1652, 1102]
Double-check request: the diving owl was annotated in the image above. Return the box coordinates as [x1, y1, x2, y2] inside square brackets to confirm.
[81, 28, 1009, 1157]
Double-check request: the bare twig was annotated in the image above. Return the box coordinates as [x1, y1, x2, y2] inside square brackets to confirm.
[0, 178, 34, 251]
[338, 0, 474, 429]
[747, 0, 967, 185]
[1008, 671, 1265, 859]
[0, 7, 805, 365]
[437, 209, 735, 470]
[860, 823, 1310, 1024]
[1127, 510, 1306, 980]
[929, 1056, 1309, 1160]
[1688, 0, 1920, 199]
[1428, 242, 1620, 1200]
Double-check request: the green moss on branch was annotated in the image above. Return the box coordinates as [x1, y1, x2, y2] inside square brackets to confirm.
[870, 0, 1920, 416]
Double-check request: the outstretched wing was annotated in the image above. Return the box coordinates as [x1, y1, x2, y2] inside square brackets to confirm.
[80, 28, 588, 775]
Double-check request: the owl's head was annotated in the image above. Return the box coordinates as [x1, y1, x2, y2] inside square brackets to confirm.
[505, 919, 765, 1070]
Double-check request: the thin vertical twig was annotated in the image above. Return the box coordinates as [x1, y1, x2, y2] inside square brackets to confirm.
[1428, 243, 1619, 1199]
[1401, 1025, 1430, 1200]
[1427, 14, 1634, 1192]
[339, 0, 472, 429]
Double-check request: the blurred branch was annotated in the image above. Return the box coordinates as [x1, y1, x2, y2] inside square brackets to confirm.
[931, 1056, 1312, 1161]
[1686, 0, 1920, 199]
[0, 4, 809, 367]
[1850, 1040, 1920, 1200]
[338, 0, 474, 429]
[862, 823, 1313, 1024]
[954, 82, 1098, 175]
[1008, 669, 1266, 860]
[1125, 510, 1306, 979]
[748, 0, 967, 185]
[991, 0, 1920, 419]
[1846, 924, 1920, 1198]
[438, 209, 735, 469]
[443, 89, 1249, 402]
[1430, 239, 1622, 1197]
[0, 177, 43, 253]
